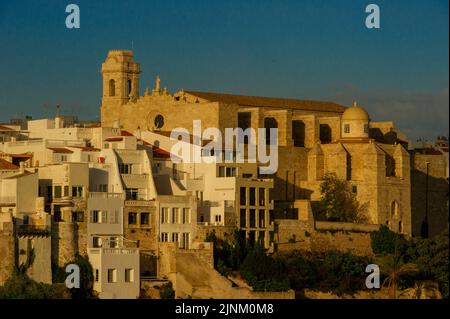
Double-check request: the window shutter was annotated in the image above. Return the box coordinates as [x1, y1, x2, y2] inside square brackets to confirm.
[101, 211, 107, 224]
[89, 211, 94, 223]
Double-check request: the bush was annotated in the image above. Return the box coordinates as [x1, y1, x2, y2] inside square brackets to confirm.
[160, 282, 175, 299]
[371, 225, 408, 255]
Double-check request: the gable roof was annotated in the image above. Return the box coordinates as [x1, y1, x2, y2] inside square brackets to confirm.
[183, 91, 347, 113]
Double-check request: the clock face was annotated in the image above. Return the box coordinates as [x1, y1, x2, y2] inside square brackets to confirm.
[154, 114, 164, 129]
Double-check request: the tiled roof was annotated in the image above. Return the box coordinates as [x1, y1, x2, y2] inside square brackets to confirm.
[105, 137, 123, 142]
[0, 158, 19, 170]
[47, 147, 74, 154]
[70, 146, 101, 152]
[0, 125, 14, 131]
[184, 91, 347, 113]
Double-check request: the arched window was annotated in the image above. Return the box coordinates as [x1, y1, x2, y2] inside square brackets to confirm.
[292, 120, 305, 147]
[391, 201, 399, 219]
[398, 220, 403, 233]
[109, 79, 115, 96]
[264, 117, 278, 145]
[127, 79, 132, 96]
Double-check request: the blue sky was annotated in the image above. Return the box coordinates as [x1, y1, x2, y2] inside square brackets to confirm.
[0, 0, 448, 140]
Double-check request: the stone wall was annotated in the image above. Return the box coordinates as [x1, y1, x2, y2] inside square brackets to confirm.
[0, 219, 15, 285]
[51, 221, 77, 266]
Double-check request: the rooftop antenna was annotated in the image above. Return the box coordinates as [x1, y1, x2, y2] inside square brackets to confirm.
[56, 104, 61, 117]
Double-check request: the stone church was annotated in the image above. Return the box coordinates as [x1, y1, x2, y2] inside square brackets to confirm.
[101, 50, 412, 235]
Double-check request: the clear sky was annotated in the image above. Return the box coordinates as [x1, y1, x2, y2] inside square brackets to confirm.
[0, 0, 448, 140]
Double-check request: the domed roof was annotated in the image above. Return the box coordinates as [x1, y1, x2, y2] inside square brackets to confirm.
[342, 102, 369, 121]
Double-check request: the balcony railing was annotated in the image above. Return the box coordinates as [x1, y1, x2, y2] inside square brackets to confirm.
[0, 196, 16, 206]
[89, 192, 124, 199]
[16, 225, 51, 236]
[88, 248, 139, 255]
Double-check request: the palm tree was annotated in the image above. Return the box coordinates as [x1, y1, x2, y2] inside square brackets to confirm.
[376, 254, 419, 299]
[399, 281, 442, 299]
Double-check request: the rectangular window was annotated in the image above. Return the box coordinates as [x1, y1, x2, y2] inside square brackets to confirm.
[72, 186, 83, 197]
[125, 188, 138, 200]
[141, 212, 150, 225]
[54, 186, 62, 198]
[238, 112, 251, 144]
[292, 120, 306, 147]
[99, 184, 108, 192]
[249, 187, 256, 206]
[344, 124, 350, 134]
[107, 269, 117, 283]
[93, 237, 102, 248]
[182, 208, 191, 224]
[226, 167, 236, 177]
[172, 208, 179, 224]
[172, 232, 179, 243]
[72, 211, 84, 222]
[259, 188, 266, 206]
[64, 185, 69, 197]
[218, 166, 225, 177]
[249, 209, 256, 228]
[215, 214, 222, 223]
[259, 210, 265, 228]
[119, 163, 131, 174]
[128, 212, 138, 225]
[61, 155, 68, 162]
[125, 269, 134, 283]
[161, 232, 169, 242]
[240, 187, 246, 206]
[240, 209, 247, 228]
[109, 237, 118, 248]
[90, 210, 100, 223]
[352, 185, 358, 193]
[161, 208, 169, 224]
[182, 233, 190, 249]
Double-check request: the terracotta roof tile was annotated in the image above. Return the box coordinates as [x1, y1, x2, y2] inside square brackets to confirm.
[47, 147, 74, 154]
[184, 91, 347, 113]
[0, 158, 19, 170]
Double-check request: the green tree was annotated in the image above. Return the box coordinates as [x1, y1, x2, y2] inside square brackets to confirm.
[371, 225, 408, 255]
[399, 281, 442, 299]
[319, 173, 368, 222]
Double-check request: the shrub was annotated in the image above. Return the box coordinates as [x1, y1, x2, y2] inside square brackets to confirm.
[371, 225, 408, 255]
[160, 282, 175, 299]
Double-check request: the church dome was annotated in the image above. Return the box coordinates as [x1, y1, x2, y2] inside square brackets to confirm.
[342, 102, 369, 121]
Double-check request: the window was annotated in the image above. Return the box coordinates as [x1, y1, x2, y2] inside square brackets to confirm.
[161, 232, 169, 242]
[128, 212, 138, 225]
[141, 212, 150, 225]
[226, 167, 236, 177]
[95, 269, 99, 282]
[172, 208, 179, 224]
[352, 185, 357, 193]
[259, 210, 265, 228]
[127, 79, 132, 96]
[385, 155, 396, 177]
[119, 163, 132, 174]
[61, 155, 68, 162]
[319, 124, 332, 144]
[72, 186, 83, 197]
[93, 237, 102, 248]
[72, 211, 84, 222]
[218, 166, 225, 177]
[259, 188, 266, 206]
[125, 269, 134, 283]
[161, 208, 170, 224]
[110, 210, 119, 224]
[238, 112, 252, 144]
[249, 209, 256, 228]
[240, 187, 246, 205]
[107, 269, 117, 283]
[172, 232, 179, 243]
[109, 237, 118, 248]
[215, 215, 222, 223]
[292, 120, 305, 147]
[344, 124, 350, 134]
[182, 208, 191, 224]
[182, 233, 190, 249]
[54, 186, 62, 198]
[240, 209, 246, 228]
[64, 186, 69, 197]
[125, 188, 138, 200]
[264, 117, 278, 145]
[249, 187, 256, 206]
[90, 210, 100, 223]
[47, 186, 53, 199]
[109, 79, 115, 96]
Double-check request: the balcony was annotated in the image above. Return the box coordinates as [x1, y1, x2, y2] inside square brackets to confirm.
[125, 200, 154, 207]
[89, 192, 124, 199]
[0, 196, 16, 207]
[88, 247, 139, 255]
[16, 225, 51, 237]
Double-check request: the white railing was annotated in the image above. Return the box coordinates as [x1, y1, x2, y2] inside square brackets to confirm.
[89, 192, 124, 199]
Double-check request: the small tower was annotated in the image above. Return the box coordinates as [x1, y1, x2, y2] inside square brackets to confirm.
[341, 101, 370, 139]
[101, 50, 141, 106]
